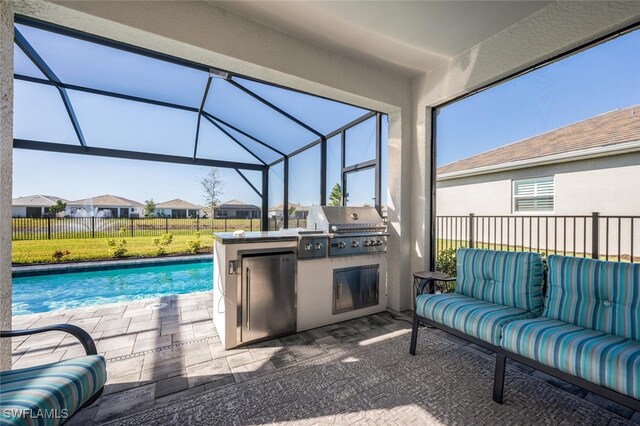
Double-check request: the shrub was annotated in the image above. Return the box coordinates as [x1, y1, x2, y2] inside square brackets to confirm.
[107, 238, 127, 258]
[436, 247, 458, 277]
[51, 250, 70, 263]
[152, 233, 173, 256]
[186, 232, 202, 254]
[435, 247, 459, 293]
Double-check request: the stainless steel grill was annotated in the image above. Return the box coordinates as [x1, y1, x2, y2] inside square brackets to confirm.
[301, 206, 388, 258]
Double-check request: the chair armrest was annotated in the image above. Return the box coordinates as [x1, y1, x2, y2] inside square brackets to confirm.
[0, 324, 98, 355]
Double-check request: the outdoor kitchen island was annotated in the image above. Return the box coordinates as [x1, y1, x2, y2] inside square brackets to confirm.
[213, 206, 388, 349]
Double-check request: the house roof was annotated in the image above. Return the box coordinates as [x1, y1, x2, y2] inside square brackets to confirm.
[67, 195, 144, 207]
[156, 199, 203, 209]
[12, 195, 68, 207]
[269, 202, 309, 211]
[218, 199, 261, 210]
[437, 105, 640, 176]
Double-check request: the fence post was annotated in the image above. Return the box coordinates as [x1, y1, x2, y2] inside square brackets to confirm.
[47, 216, 51, 240]
[196, 217, 200, 232]
[224, 218, 228, 232]
[250, 219, 253, 232]
[468, 213, 475, 249]
[165, 218, 169, 234]
[130, 218, 134, 237]
[91, 216, 95, 238]
[592, 212, 599, 259]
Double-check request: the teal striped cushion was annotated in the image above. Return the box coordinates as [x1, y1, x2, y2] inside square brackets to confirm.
[544, 255, 640, 341]
[501, 317, 640, 400]
[0, 355, 106, 426]
[416, 293, 537, 345]
[455, 249, 544, 315]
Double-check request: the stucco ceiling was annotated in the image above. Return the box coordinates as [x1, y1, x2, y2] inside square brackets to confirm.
[211, 1, 552, 77]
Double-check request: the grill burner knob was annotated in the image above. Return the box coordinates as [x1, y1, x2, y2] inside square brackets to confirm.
[315, 242, 324, 250]
[351, 241, 359, 248]
[376, 240, 383, 246]
[304, 243, 313, 251]
[363, 241, 371, 247]
[337, 241, 346, 249]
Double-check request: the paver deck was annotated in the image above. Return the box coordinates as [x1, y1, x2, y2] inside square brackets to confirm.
[8, 293, 640, 425]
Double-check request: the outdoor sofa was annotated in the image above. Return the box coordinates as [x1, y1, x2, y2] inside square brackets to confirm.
[410, 248, 640, 411]
[0, 324, 106, 425]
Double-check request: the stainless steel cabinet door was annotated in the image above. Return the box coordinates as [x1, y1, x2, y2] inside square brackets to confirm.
[241, 252, 296, 343]
[333, 265, 379, 314]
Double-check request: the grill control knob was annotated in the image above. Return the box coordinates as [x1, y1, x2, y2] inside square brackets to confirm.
[315, 242, 324, 250]
[337, 241, 346, 249]
[363, 240, 371, 247]
[370, 240, 377, 247]
[304, 243, 313, 251]
[351, 241, 359, 248]
[376, 240, 383, 246]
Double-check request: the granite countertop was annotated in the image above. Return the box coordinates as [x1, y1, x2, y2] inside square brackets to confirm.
[213, 230, 300, 244]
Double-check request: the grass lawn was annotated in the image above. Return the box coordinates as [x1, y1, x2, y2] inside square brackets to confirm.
[12, 234, 213, 265]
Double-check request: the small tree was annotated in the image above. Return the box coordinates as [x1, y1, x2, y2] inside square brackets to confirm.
[201, 168, 223, 217]
[144, 199, 156, 217]
[329, 183, 342, 206]
[49, 200, 67, 217]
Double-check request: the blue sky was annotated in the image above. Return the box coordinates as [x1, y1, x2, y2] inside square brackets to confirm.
[12, 23, 382, 208]
[436, 27, 640, 167]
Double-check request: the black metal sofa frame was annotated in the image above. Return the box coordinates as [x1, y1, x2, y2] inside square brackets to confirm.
[410, 310, 640, 412]
[0, 324, 105, 417]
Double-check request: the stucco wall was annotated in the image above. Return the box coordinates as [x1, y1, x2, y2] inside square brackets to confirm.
[411, 1, 640, 301]
[0, 0, 13, 371]
[437, 152, 640, 216]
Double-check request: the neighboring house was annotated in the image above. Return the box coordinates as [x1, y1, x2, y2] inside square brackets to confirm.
[155, 199, 203, 218]
[269, 203, 309, 219]
[66, 195, 144, 218]
[216, 199, 261, 218]
[436, 106, 640, 217]
[12, 195, 68, 218]
[436, 106, 640, 257]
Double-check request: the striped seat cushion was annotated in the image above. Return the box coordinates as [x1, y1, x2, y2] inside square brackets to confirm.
[501, 317, 640, 400]
[544, 255, 640, 341]
[0, 355, 106, 426]
[456, 249, 544, 315]
[416, 293, 537, 346]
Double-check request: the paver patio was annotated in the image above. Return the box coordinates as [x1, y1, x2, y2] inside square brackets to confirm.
[9, 293, 640, 425]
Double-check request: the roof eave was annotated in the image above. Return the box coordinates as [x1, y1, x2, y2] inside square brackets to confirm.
[437, 140, 640, 181]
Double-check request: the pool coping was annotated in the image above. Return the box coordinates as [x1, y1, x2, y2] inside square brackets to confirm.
[12, 254, 213, 277]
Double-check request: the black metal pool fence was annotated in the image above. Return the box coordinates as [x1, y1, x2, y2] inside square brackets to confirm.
[11, 216, 307, 240]
[436, 212, 639, 262]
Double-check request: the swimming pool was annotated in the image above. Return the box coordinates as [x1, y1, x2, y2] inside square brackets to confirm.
[12, 260, 213, 315]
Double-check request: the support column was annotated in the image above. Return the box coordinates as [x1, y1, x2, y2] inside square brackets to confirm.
[261, 168, 269, 231]
[0, 0, 14, 370]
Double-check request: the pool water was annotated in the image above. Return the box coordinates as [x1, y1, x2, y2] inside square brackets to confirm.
[12, 261, 213, 315]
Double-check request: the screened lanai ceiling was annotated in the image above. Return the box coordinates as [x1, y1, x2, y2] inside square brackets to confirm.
[12, 17, 374, 171]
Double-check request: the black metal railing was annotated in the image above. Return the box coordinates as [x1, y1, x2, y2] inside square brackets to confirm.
[11, 217, 264, 240]
[436, 212, 639, 263]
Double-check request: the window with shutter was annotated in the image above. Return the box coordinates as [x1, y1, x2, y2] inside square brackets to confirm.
[513, 176, 554, 213]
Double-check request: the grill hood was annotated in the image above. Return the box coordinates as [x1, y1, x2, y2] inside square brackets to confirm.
[307, 206, 386, 233]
